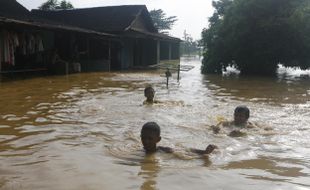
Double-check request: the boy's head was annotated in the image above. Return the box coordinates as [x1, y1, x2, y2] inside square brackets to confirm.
[140, 122, 161, 153]
[234, 106, 250, 125]
[144, 86, 155, 102]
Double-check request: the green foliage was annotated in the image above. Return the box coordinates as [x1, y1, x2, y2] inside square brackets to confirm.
[201, 0, 310, 75]
[58, 0, 73, 9]
[39, 0, 73, 10]
[149, 9, 177, 32]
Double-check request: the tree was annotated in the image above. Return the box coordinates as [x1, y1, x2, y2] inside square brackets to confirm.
[39, 0, 73, 10]
[180, 30, 200, 56]
[149, 9, 177, 33]
[58, 0, 73, 9]
[201, 0, 310, 75]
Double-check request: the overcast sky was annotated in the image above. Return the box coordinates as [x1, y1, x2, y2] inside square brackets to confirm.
[17, 0, 214, 40]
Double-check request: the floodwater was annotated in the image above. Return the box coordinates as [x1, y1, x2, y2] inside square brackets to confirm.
[0, 57, 310, 190]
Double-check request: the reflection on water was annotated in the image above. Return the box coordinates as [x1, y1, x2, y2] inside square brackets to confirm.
[204, 74, 310, 105]
[0, 57, 310, 189]
[223, 156, 308, 178]
[139, 154, 160, 190]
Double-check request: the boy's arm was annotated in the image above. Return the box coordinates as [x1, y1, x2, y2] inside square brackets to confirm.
[228, 130, 247, 137]
[158, 146, 174, 153]
[210, 121, 224, 133]
[246, 121, 256, 128]
[153, 100, 163, 104]
[210, 125, 220, 133]
[210, 121, 230, 133]
[210, 121, 232, 134]
[190, 144, 217, 155]
[221, 121, 232, 127]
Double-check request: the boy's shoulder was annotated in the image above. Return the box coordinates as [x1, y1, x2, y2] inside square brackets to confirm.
[221, 121, 257, 128]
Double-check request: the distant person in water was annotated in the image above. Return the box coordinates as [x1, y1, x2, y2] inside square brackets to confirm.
[211, 105, 256, 137]
[141, 122, 217, 154]
[143, 86, 160, 104]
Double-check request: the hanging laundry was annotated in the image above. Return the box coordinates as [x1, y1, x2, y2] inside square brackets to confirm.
[37, 35, 44, 52]
[27, 33, 35, 54]
[13, 32, 19, 47]
[34, 34, 43, 52]
[0, 29, 46, 68]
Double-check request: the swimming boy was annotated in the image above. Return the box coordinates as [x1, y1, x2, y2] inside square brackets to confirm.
[143, 86, 160, 104]
[141, 122, 217, 154]
[211, 105, 256, 136]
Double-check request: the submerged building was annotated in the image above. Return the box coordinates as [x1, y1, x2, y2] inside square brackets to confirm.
[0, 0, 180, 75]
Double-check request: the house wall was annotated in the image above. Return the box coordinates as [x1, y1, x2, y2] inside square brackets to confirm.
[80, 59, 110, 71]
[121, 38, 134, 69]
[42, 31, 54, 50]
[119, 38, 159, 68]
[171, 42, 180, 60]
[79, 38, 111, 72]
[130, 10, 156, 33]
[158, 41, 180, 61]
[160, 41, 170, 60]
[52, 32, 114, 74]
[110, 42, 122, 70]
[131, 16, 149, 32]
[141, 39, 157, 66]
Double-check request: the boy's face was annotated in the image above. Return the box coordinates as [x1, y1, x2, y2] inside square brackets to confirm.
[141, 130, 161, 153]
[145, 90, 155, 100]
[234, 111, 248, 125]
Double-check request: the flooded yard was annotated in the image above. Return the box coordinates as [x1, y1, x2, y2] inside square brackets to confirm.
[0, 57, 310, 190]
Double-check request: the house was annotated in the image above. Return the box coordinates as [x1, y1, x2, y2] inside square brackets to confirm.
[0, 0, 180, 76]
[32, 5, 181, 70]
[0, 0, 117, 75]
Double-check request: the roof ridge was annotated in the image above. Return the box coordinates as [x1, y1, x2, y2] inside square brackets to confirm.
[32, 5, 147, 12]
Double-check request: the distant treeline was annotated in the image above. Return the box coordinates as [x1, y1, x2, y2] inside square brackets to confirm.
[180, 30, 201, 57]
[201, 0, 310, 75]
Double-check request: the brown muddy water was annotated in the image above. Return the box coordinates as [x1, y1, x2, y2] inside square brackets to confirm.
[0, 57, 310, 190]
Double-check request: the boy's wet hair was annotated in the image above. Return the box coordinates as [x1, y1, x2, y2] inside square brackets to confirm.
[234, 106, 250, 119]
[144, 86, 154, 95]
[141, 122, 161, 136]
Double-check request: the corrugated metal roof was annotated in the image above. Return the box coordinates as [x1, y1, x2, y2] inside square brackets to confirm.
[0, 1, 180, 42]
[128, 28, 181, 42]
[0, 16, 115, 38]
[0, 0, 32, 20]
[32, 5, 157, 33]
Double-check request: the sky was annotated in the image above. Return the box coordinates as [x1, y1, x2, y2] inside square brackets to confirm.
[17, 0, 214, 40]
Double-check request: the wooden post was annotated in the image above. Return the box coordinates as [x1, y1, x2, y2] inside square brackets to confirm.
[165, 68, 171, 89]
[87, 37, 90, 59]
[157, 40, 160, 64]
[168, 43, 172, 60]
[0, 61, 2, 82]
[108, 40, 111, 72]
[65, 61, 69, 75]
[177, 64, 180, 82]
